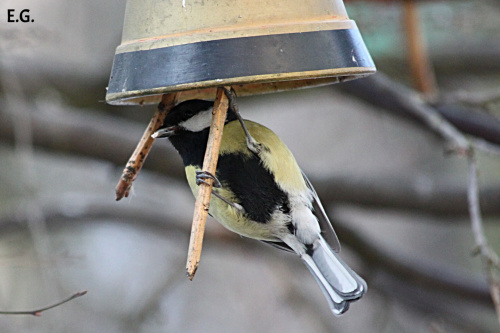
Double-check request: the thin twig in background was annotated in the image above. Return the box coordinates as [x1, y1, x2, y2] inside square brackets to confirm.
[469, 137, 500, 157]
[394, 76, 500, 323]
[400, 83, 500, 323]
[340, 72, 500, 324]
[434, 103, 500, 148]
[467, 154, 500, 323]
[339, 73, 500, 147]
[0, 63, 76, 317]
[0, 291, 87, 316]
[441, 89, 500, 108]
[390, 75, 470, 152]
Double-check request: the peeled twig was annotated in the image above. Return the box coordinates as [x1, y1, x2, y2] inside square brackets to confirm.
[115, 93, 177, 201]
[0, 291, 87, 316]
[186, 87, 229, 280]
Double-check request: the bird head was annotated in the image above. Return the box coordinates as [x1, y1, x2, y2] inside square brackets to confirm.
[152, 99, 216, 138]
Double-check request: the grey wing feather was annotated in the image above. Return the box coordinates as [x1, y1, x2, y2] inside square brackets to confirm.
[261, 240, 294, 253]
[301, 170, 341, 253]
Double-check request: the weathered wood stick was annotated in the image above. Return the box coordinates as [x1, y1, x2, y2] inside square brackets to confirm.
[115, 93, 177, 201]
[186, 87, 229, 280]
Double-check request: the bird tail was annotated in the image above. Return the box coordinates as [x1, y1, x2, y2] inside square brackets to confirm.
[301, 236, 367, 315]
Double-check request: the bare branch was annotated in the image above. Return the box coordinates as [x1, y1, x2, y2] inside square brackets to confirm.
[467, 154, 500, 323]
[312, 174, 500, 217]
[339, 73, 470, 153]
[2, 98, 500, 216]
[332, 215, 491, 302]
[468, 155, 487, 252]
[441, 89, 500, 108]
[0, 291, 87, 316]
[0, 196, 491, 305]
[339, 73, 500, 324]
[339, 73, 500, 149]
[0, 98, 186, 179]
[435, 103, 500, 149]
[470, 138, 500, 156]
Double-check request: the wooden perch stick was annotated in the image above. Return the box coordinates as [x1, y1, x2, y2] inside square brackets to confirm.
[186, 87, 229, 280]
[115, 93, 177, 201]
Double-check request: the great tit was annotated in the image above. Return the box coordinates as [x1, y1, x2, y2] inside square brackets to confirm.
[153, 97, 366, 315]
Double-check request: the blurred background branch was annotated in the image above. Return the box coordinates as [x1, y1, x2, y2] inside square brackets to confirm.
[1, 96, 500, 217]
[0, 292, 87, 316]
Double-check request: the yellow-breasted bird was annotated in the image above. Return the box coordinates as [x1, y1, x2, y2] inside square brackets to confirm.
[153, 95, 366, 315]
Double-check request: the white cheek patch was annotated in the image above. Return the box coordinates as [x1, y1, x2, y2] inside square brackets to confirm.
[179, 108, 214, 132]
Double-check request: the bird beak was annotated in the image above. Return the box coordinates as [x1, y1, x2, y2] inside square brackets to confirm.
[152, 126, 180, 138]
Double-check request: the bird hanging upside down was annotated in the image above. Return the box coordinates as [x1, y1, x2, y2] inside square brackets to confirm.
[153, 91, 366, 315]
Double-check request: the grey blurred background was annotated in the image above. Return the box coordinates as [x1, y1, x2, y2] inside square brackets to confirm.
[1, 0, 500, 332]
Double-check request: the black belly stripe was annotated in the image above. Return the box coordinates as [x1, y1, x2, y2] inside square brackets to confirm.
[216, 152, 290, 224]
[168, 125, 291, 224]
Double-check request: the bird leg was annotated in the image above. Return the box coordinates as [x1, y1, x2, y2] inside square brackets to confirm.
[196, 170, 222, 188]
[222, 87, 262, 155]
[195, 171, 245, 212]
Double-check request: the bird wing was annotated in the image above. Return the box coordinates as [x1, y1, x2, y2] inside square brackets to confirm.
[301, 170, 341, 253]
[261, 240, 294, 252]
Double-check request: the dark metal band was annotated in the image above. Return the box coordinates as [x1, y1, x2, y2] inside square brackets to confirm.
[107, 29, 375, 101]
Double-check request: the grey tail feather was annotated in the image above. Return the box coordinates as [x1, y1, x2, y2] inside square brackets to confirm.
[301, 236, 367, 315]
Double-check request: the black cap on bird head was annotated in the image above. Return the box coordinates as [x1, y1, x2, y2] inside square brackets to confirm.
[152, 99, 236, 138]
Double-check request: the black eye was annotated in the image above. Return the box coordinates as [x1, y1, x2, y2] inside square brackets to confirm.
[182, 110, 195, 121]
